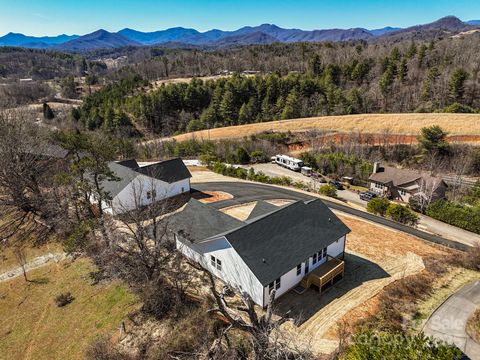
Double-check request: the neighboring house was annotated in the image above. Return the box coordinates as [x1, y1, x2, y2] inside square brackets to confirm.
[171, 198, 350, 307]
[100, 158, 191, 214]
[369, 162, 447, 203]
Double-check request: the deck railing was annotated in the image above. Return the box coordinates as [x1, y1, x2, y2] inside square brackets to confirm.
[300, 255, 345, 292]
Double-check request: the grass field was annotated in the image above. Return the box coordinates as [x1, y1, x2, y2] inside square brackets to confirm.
[0, 258, 138, 360]
[167, 113, 480, 143]
[0, 242, 63, 273]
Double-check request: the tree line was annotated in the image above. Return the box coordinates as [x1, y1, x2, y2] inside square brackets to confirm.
[76, 36, 480, 136]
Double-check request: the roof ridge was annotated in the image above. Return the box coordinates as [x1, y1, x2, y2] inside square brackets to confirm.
[228, 200, 303, 233]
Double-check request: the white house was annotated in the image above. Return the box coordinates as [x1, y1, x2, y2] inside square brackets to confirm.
[99, 158, 191, 214]
[171, 198, 350, 307]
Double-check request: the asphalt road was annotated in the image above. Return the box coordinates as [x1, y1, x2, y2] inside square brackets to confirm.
[192, 181, 470, 251]
[424, 280, 480, 359]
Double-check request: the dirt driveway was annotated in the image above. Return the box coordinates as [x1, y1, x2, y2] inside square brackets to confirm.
[275, 213, 448, 354]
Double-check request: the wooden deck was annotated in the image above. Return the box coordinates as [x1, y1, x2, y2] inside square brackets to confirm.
[300, 256, 345, 293]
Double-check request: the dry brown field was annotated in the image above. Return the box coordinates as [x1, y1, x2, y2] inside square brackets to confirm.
[167, 113, 480, 144]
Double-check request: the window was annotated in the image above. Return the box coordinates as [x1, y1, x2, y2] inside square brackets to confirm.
[399, 189, 407, 196]
[296, 264, 302, 276]
[210, 255, 222, 271]
[269, 278, 281, 293]
[146, 190, 156, 200]
[322, 247, 327, 259]
[312, 252, 318, 264]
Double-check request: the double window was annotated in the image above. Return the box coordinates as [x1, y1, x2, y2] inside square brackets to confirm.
[312, 247, 328, 265]
[269, 278, 281, 293]
[210, 255, 222, 271]
[296, 264, 302, 276]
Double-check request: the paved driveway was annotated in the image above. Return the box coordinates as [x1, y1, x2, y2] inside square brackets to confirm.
[192, 181, 470, 251]
[424, 281, 480, 359]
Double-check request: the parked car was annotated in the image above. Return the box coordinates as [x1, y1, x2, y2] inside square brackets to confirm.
[329, 180, 344, 190]
[359, 191, 377, 201]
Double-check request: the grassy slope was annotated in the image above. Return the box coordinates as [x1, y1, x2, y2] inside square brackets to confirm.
[0, 242, 63, 273]
[169, 113, 480, 142]
[0, 258, 138, 360]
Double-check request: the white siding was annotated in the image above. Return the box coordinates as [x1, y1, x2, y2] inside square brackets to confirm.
[262, 235, 346, 307]
[176, 236, 265, 306]
[109, 176, 190, 214]
[327, 235, 345, 258]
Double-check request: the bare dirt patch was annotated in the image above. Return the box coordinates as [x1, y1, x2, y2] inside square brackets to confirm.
[220, 202, 257, 221]
[265, 199, 295, 206]
[339, 214, 447, 260]
[192, 190, 233, 203]
[276, 213, 449, 355]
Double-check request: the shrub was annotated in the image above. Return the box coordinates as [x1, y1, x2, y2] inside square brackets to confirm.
[367, 197, 390, 216]
[55, 292, 74, 307]
[85, 336, 130, 360]
[386, 204, 419, 226]
[249, 150, 267, 163]
[344, 330, 462, 360]
[443, 102, 476, 113]
[426, 200, 480, 234]
[236, 147, 251, 164]
[319, 184, 337, 197]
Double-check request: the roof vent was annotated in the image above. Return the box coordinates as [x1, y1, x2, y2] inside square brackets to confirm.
[328, 217, 332, 222]
[262, 258, 266, 263]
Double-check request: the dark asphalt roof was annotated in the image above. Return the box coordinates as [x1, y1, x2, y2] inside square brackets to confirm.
[171, 199, 244, 243]
[226, 199, 350, 286]
[116, 159, 139, 169]
[136, 158, 192, 183]
[101, 158, 191, 198]
[102, 162, 139, 198]
[246, 200, 281, 221]
[172, 196, 350, 286]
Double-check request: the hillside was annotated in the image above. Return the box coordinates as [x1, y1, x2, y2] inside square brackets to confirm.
[2, 16, 479, 50]
[167, 113, 480, 143]
[55, 29, 140, 51]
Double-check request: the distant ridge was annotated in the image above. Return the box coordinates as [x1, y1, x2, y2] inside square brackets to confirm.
[54, 29, 140, 51]
[1, 16, 479, 51]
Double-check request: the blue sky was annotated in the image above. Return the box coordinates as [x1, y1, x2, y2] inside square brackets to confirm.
[1, 0, 479, 36]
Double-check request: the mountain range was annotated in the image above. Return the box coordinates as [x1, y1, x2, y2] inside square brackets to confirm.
[1, 16, 479, 51]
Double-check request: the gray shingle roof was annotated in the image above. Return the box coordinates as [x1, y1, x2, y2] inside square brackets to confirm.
[102, 162, 139, 198]
[172, 198, 350, 287]
[116, 159, 139, 169]
[136, 158, 192, 183]
[170, 199, 244, 243]
[246, 200, 281, 221]
[101, 158, 191, 199]
[369, 165, 421, 187]
[369, 165, 446, 190]
[226, 199, 350, 286]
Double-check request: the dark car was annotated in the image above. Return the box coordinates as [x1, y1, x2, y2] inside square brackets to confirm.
[359, 191, 377, 201]
[329, 180, 344, 190]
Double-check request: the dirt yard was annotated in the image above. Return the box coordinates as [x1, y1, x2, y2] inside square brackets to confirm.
[274, 213, 450, 355]
[168, 113, 480, 143]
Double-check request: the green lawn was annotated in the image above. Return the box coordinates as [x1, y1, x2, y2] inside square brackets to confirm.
[0, 258, 139, 360]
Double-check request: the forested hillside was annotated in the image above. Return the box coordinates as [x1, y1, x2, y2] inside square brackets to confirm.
[76, 34, 480, 136]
